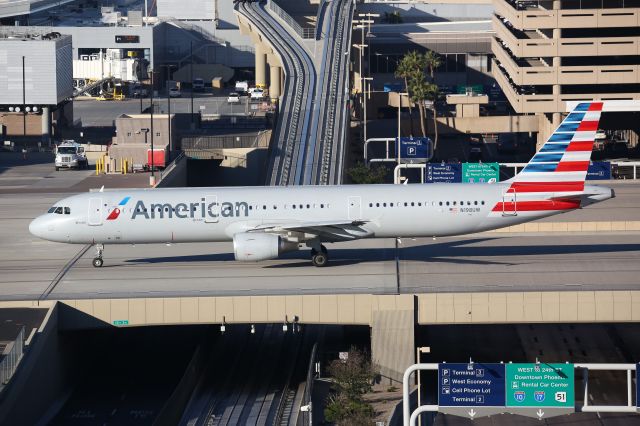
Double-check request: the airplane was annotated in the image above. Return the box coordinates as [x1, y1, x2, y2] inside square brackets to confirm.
[29, 102, 613, 267]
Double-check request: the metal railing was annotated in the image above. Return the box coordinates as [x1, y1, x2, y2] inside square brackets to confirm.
[501, 161, 640, 180]
[158, 151, 185, 183]
[268, 0, 315, 39]
[0, 327, 25, 388]
[298, 342, 318, 426]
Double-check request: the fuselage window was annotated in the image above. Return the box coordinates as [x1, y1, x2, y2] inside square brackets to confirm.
[453, 201, 457, 206]
[273, 205, 277, 210]
[446, 202, 450, 206]
[320, 204, 325, 208]
[249, 205, 253, 210]
[411, 202, 415, 207]
[263, 205, 267, 210]
[439, 202, 443, 206]
[383, 203, 387, 207]
[376, 203, 380, 207]
[299, 204, 303, 209]
[48, 207, 56, 213]
[369, 203, 373, 207]
[64, 207, 71, 214]
[481, 201, 485, 205]
[404, 202, 408, 207]
[306, 204, 310, 209]
[54, 207, 63, 214]
[474, 201, 478, 205]
[418, 202, 422, 206]
[390, 202, 394, 207]
[293, 204, 297, 209]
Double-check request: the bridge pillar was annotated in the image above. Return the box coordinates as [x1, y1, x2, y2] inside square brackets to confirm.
[370, 295, 416, 383]
[269, 64, 281, 100]
[255, 45, 267, 87]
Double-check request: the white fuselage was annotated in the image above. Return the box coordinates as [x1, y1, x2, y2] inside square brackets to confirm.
[28, 183, 587, 245]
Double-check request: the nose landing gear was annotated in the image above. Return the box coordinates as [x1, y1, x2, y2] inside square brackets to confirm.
[92, 244, 104, 267]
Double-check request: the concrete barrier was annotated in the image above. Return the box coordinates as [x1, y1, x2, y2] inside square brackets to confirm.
[488, 221, 640, 233]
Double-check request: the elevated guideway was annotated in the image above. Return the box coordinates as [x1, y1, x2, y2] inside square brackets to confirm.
[236, 0, 354, 185]
[237, 1, 317, 186]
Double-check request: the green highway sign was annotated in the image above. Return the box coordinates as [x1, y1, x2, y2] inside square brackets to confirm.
[113, 320, 129, 326]
[462, 162, 499, 183]
[506, 363, 574, 419]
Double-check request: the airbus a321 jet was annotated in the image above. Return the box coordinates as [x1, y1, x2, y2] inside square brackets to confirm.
[30, 102, 613, 267]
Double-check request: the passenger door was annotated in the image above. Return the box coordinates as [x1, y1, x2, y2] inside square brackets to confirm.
[88, 198, 103, 226]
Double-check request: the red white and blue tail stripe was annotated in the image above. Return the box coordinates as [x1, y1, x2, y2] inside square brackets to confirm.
[492, 102, 603, 215]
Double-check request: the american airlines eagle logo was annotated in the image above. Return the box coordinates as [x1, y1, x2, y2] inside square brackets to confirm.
[106, 197, 131, 221]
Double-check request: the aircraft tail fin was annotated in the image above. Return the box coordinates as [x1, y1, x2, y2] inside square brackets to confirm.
[511, 102, 603, 191]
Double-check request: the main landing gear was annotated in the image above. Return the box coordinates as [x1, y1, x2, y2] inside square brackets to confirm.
[92, 244, 104, 268]
[310, 245, 328, 267]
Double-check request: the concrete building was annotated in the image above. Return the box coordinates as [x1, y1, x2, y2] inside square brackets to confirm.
[0, 29, 73, 146]
[491, 0, 640, 143]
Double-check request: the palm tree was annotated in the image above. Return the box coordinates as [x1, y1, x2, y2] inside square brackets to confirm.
[424, 51, 443, 155]
[407, 74, 431, 138]
[426, 83, 441, 154]
[395, 51, 420, 135]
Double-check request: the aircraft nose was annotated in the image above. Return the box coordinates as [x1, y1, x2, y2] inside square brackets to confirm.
[29, 216, 48, 239]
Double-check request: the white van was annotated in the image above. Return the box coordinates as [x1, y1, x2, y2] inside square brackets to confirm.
[55, 141, 88, 171]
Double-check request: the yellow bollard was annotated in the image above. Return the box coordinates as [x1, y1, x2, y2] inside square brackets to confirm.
[96, 159, 99, 175]
[123, 159, 127, 175]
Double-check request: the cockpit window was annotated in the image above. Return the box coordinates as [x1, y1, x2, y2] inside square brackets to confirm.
[54, 207, 63, 214]
[64, 207, 71, 215]
[48, 207, 56, 213]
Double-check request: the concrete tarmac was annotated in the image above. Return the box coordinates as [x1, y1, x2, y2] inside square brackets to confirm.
[1, 191, 639, 301]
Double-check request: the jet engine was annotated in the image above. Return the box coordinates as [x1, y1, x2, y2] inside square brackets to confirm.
[233, 233, 298, 261]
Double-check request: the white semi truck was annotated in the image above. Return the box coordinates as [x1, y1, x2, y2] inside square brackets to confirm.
[55, 141, 88, 171]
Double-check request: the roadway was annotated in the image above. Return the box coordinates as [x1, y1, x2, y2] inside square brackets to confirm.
[1, 186, 640, 301]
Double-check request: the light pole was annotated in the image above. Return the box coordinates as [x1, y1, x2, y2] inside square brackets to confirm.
[149, 69, 155, 184]
[416, 346, 431, 426]
[362, 77, 373, 144]
[397, 92, 408, 165]
[161, 64, 177, 158]
[358, 13, 379, 75]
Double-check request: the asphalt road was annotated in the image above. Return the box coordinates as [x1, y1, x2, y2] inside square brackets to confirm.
[1, 189, 639, 301]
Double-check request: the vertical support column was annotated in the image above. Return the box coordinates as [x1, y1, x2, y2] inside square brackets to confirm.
[269, 64, 281, 100]
[41, 106, 50, 148]
[255, 45, 267, 88]
[371, 295, 416, 383]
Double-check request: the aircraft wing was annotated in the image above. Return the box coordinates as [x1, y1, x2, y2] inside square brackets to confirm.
[248, 220, 371, 242]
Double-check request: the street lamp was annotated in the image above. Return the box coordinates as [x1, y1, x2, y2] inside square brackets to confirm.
[161, 64, 177, 159]
[362, 77, 373, 144]
[396, 92, 409, 165]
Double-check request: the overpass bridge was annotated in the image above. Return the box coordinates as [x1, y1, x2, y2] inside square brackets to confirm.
[3, 182, 640, 379]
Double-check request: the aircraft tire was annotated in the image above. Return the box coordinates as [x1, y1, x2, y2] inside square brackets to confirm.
[311, 251, 328, 267]
[92, 257, 103, 268]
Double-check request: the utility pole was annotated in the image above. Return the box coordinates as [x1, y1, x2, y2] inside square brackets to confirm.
[22, 56, 26, 137]
[190, 41, 195, 128]
[161, 64, 177, 158]
[150, 69, 155, 185]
